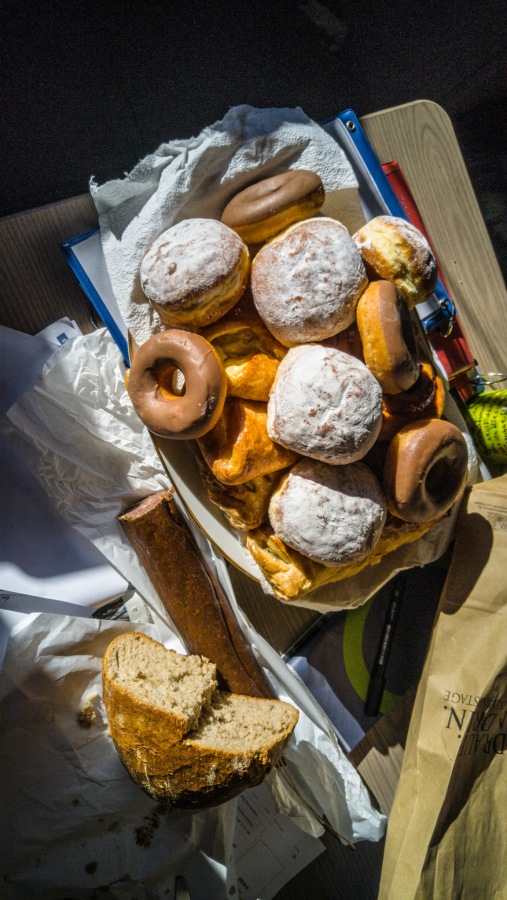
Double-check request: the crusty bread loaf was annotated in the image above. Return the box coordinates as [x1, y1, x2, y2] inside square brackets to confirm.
[103, 633, 299, 808]
[119, 491, 273, 698]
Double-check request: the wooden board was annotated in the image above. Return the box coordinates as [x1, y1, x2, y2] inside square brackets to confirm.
[362, 100, 507, 377]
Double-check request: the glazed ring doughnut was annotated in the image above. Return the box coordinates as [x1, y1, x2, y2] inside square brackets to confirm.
[127, 330, 227, 440]
[221, 170, 325, 244]
[356, 280, 420, 394]
[382, 418, 468, 523]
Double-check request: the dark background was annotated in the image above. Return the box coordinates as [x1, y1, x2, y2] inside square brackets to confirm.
[2, 0, 506, 278]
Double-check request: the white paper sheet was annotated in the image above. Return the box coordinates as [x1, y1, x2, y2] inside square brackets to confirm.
[0, 324, 129, 633]
[90, 105, 358, 346]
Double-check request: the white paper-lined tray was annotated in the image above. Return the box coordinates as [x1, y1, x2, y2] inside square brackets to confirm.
[63, 106, 482, 609]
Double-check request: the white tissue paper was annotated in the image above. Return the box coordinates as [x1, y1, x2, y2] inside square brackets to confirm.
[1, 329, 385, 897]
[90, 105, 359, 345]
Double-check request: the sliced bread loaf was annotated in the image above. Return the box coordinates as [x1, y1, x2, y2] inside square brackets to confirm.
[103, 632, 218, 759]
[102, 632, 299, 808]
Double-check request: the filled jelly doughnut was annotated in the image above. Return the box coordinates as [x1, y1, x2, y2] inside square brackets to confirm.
[353, 215, 438, 308]
[268, 458, 387, 567]
[382, 418, 468, 523]
[221, 170, 325, 244]
[356, 280, 420, 394]
[251, 217, 367, 345]
[127, 330, 227, 439]
[140, 218, 250, 329]
[267, 344, 383, 464]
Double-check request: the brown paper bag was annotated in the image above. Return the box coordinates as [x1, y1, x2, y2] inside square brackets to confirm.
[379, 474, 507, 899]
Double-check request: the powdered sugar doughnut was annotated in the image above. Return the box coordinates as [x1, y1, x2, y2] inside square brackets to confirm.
[267, 344, 383, 464]
[250, 217, 367, 345]
[140, 218, 250, 328]
[269, 459, 387, 566]
[353, 216, 437, 308]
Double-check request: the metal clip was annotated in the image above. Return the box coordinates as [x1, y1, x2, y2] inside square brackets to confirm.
[471, 372, 507, 388]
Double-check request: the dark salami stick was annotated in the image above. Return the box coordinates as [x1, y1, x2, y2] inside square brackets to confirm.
[119, 491, 273, 698]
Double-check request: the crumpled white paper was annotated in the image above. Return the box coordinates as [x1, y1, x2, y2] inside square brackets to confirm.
[1, 328, 386, 894]
[90, 105, 358, 345]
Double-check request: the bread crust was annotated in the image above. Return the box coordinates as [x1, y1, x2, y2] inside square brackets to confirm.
[112, 691, 297, 805]
[102, 633, 218, 765]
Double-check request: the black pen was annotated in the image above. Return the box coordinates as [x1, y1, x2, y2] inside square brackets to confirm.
[364, 573, 407, 717]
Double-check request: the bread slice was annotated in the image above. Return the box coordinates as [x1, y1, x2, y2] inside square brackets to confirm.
[103, 633, 299, 808]
[102, 632, 218, 756]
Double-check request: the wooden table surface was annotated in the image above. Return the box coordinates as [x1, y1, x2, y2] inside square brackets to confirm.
[1, 100, 505, 899]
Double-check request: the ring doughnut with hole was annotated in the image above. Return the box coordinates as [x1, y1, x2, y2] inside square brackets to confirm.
[382, 418, 468, 523]
[127, 330, 227, 439]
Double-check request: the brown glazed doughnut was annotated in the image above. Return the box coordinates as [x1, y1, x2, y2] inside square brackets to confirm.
[221, 170, 325, 244]
[356, 280, 420, 394]
[382, 418, 468, 523]
[353, 215, 438, 308]
[127, 330, 227, 439]
[140, 218, 250, 329]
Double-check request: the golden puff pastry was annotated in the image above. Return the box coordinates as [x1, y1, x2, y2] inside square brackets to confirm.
[246, 515, 434, 603]
[197, 397, 299, 486]
[193, 445, 285, 531]
[200, 315, 287, 403]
